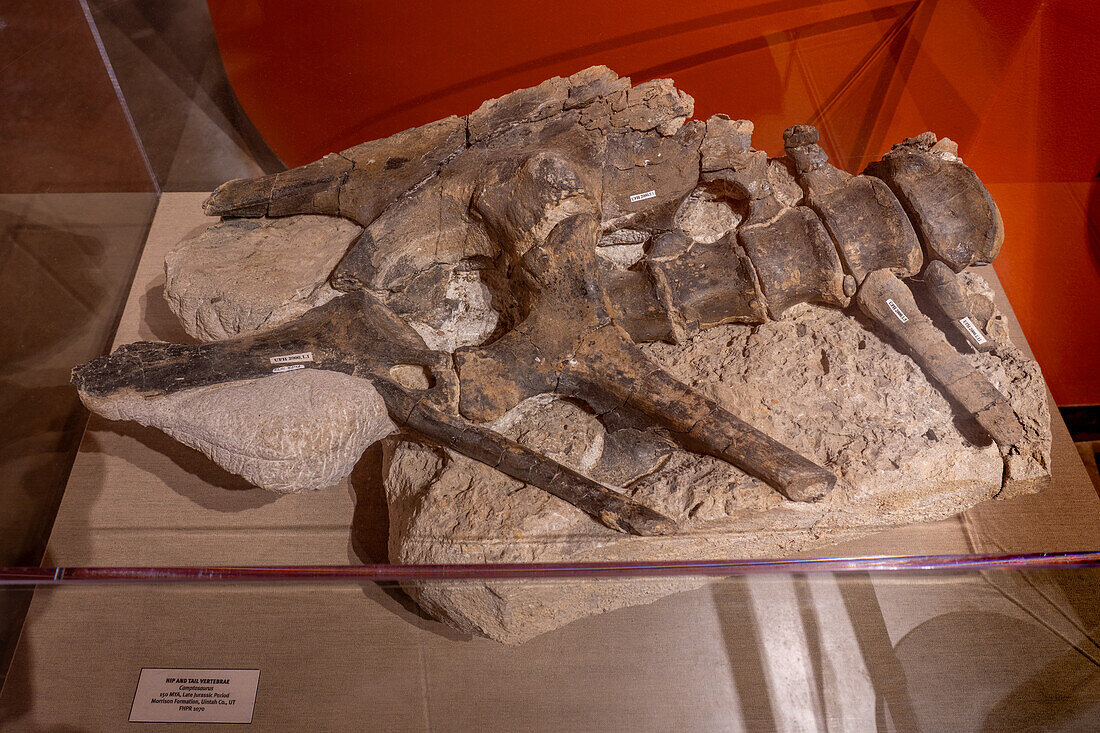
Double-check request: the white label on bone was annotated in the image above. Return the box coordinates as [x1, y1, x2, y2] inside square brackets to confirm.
[958, 316, 988, 344]
[885, 298, 909, 323]
[272, 364, 306, 374]
[629, 190, 657, 203]
[270, 351, 313, 364]
[129, 668, 259, 723]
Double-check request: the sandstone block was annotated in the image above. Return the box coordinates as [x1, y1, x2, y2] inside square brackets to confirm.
[164, 216, 362, 342]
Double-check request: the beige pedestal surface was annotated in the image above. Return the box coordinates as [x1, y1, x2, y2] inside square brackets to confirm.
[1, 193, 1098, 731]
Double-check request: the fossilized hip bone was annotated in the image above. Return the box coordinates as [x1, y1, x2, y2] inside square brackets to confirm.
[73, 67, 1024, 535]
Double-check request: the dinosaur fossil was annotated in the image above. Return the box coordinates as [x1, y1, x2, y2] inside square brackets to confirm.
[72, 66, 1021, 537]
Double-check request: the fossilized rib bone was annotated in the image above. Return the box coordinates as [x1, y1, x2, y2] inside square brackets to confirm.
[73, 66, 1024, 535]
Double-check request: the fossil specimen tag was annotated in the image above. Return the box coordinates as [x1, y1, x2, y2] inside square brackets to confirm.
[959, 316, 988, 344]
[886, 298, 909, 323]
[269, 351, 314, 364]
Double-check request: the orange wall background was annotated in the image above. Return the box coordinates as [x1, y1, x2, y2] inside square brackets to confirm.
[207, 0, 1100, 405]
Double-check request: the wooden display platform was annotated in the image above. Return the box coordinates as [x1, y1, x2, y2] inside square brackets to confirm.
[1, 194, 1097, 731]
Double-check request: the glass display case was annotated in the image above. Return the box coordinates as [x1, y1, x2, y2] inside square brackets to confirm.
[2, 558, 1099, 729]
[1, 2, 1097, 730]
